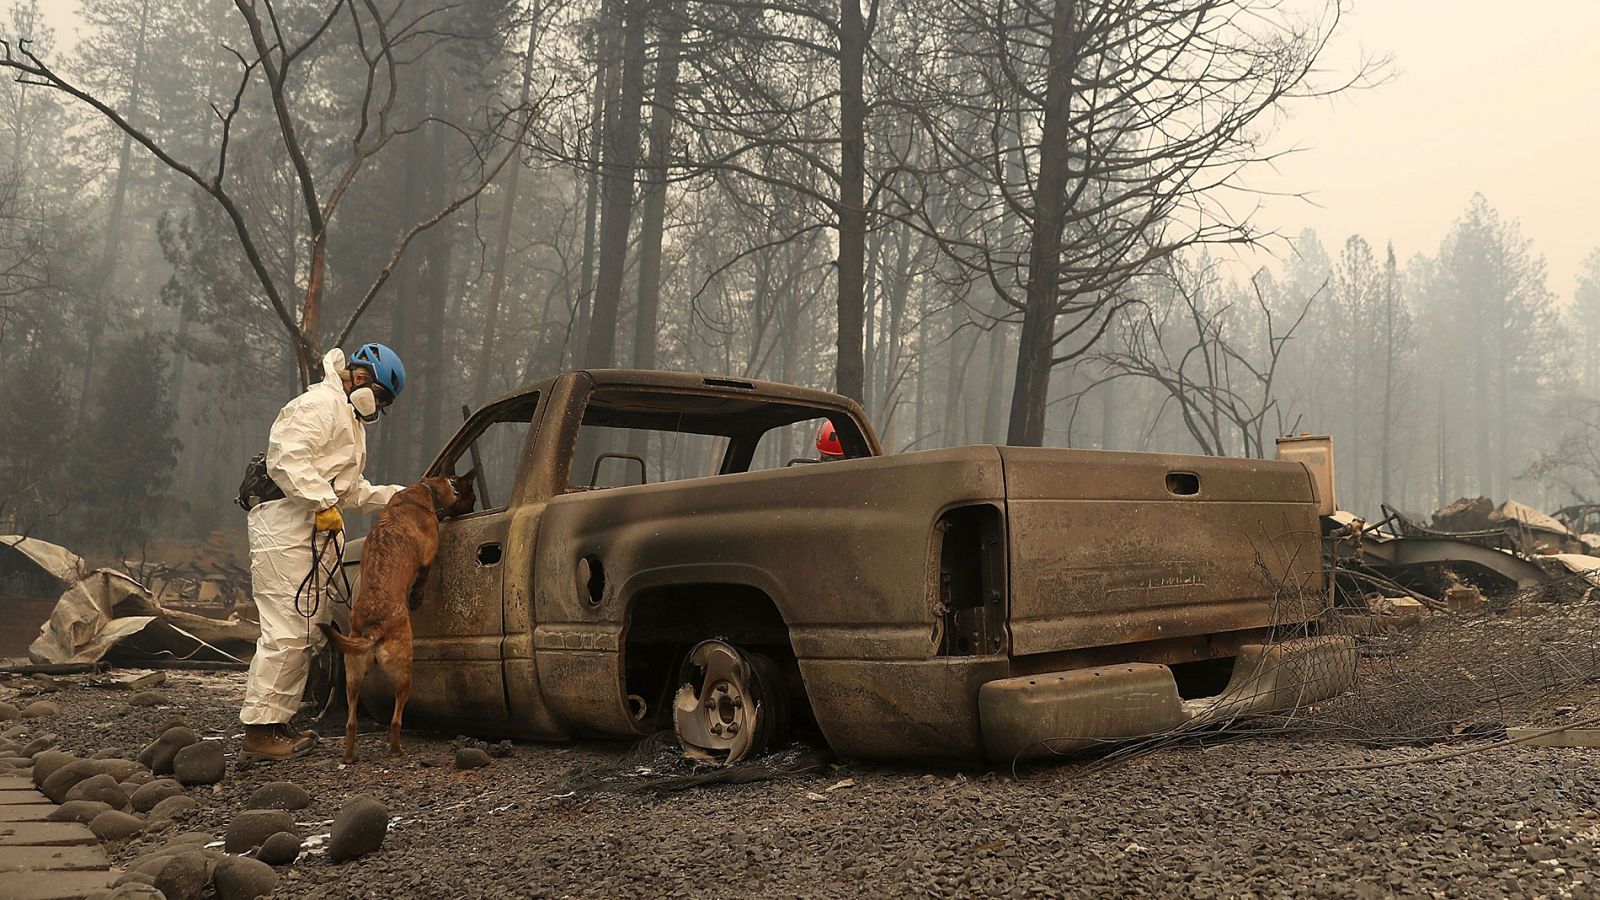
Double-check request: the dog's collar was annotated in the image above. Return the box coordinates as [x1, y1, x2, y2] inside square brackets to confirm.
[420, 481, 448, 520]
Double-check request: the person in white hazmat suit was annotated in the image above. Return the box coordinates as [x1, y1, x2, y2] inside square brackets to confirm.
[241, 343, 406, 761]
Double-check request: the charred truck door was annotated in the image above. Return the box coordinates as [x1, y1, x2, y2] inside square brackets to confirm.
[402, 393, 544, 732]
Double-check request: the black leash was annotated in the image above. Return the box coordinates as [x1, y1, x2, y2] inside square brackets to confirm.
[294, 525, 352, 622]
[297, 521, 353, 726]
[297, 482, 443, 625]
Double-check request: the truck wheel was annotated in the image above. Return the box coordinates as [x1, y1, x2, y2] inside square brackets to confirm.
[672, 639, 790, 766]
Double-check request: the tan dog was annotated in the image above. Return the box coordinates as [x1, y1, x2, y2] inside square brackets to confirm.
[319, 472, 475, 763]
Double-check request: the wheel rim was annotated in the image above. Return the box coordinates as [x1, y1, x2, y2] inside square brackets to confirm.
[673, 640, 763, 765]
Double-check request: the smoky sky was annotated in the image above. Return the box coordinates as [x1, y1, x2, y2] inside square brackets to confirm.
[1240, 1, 1600, 295]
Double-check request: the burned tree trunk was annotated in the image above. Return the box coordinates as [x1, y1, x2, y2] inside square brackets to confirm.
[582, 0, 647, 369]
[631, 2, 684, 373]
[572, 24, 612, 368]
[1005, 0, 1074, 447]
[835, 0, 867, 402]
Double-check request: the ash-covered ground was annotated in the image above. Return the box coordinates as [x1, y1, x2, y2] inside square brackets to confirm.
[7, 669, 1600, 898]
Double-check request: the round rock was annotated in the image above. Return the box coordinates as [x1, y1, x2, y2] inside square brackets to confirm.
[31, 750, 77, 787]
[20, 700, 58, 718]
[454, 747, 491, 770]
[257, 831, 301, 866]
[64, 773, 129, 810]
[172, 741, 225, 786]
[164, 831, 215, 849]
[131, 779, 184, 813]
[130, 852, 171, 877]
[246, 781, 310, 811]
[87, 885, 166, 900]
[152, 850, 210, 900]
[214, 855, 279, 900]
[0, 701, 18, 721]
[130, 854, 171, 878]
[111, 870, 158, 888]
[90, 809, 145, 841]
[147, 794, 199, 822]
[329, 795, 388, 862]
[93, 758, 147, 782]
[43, 760, 100, 802]
[138, 726, 198, 776]
[49, 800, 112, 824]
[128, 692, 167, 707]
[20, 735, 55, 756]
[225, 809, 296, 853]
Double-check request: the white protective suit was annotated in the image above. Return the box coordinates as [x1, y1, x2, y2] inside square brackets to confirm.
[241, 348, 403, 725]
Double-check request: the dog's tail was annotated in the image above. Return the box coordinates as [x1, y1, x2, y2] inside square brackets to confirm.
[317, 622, 374, 655]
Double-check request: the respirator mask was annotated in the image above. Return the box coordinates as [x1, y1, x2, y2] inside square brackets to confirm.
[349, 386, 382, 424]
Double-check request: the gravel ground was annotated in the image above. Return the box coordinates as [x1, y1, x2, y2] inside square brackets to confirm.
[6, 669, 1600, 898]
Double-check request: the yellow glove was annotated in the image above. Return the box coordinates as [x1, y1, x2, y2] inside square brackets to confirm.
[314, 506, 345, 533]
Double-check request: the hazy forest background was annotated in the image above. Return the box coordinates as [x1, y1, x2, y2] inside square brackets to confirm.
[2, 0, 1598, 557]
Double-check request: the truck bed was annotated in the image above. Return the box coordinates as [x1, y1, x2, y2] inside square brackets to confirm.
[525, 444, 1324, 756]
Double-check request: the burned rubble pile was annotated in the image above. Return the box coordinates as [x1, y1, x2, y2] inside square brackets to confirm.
[0, 536, 256, 668]
[1323, 494, 1600, 618]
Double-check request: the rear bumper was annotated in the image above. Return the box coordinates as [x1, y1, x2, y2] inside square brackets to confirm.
[798, 656, 1010, 759]
[978, 635, 1356, 763]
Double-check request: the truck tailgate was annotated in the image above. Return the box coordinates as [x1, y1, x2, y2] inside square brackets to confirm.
[1000, 447, 1323, 656]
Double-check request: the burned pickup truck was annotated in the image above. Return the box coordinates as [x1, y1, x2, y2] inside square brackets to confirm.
[340, 370, 1351, 764]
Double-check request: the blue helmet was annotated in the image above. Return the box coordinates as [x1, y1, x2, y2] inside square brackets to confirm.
[349, 342, 405, 399]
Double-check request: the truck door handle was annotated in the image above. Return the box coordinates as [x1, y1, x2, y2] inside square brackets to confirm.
[477, 542, 503, 566]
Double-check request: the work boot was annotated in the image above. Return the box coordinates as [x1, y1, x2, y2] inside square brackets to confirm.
[278, 723, 319, 744]
[241, 724, 315, 762]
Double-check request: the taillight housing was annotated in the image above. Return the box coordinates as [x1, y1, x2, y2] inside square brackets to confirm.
[931, 504, 1007, 656]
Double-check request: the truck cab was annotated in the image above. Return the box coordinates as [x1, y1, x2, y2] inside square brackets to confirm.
[347, 370, 880, 742]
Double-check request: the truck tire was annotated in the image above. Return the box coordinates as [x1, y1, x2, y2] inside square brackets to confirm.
[672, 639, 790, 765]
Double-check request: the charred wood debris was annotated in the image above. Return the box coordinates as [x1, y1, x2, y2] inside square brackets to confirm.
[1326, 495, 1600, 623]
